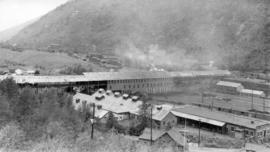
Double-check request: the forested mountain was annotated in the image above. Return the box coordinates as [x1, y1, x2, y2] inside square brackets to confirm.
[7, 0, 270, 70]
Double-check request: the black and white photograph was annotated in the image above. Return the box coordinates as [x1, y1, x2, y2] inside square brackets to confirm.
[0, 0, 270, 151]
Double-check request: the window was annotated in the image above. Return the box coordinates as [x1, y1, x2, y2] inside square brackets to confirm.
[75, 99, 80, 103]
[231, 127, 234, 131]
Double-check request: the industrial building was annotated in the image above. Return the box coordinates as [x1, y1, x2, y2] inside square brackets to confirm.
[216, 80, 266, 98]
[240, 89, 265, 98]
[224, 78, 270, 96]
[72, 90, 143, 121]
[216, 81, 244, 95]
[171, 106, 270, 139]
[0, 70, 231, 94]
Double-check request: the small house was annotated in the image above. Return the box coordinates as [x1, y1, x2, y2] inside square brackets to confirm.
[152, 104, 177, 129]
[139, 128, 187, 150]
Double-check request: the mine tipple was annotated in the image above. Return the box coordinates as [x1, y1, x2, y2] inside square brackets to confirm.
[0, 70, 231, 94]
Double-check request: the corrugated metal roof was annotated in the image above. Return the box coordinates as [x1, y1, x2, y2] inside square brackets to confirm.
[216, 81, 243, 88]
[172, 106, 269, 129]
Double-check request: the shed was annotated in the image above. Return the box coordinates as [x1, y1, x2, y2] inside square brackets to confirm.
[139, 128, 186, 149]
[152, 104, 177, 129]
[216, 81, 244, 94]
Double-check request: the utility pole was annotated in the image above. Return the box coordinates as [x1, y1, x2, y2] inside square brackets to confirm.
[263, 97, 266, 112]
[91, 103, 95, 139]
[201, 92, 204, 103]
[211, 96, 214, 111]
[198, 120, 201, 147]
[150, 105, 153, 145]
[184, 118, 187, 152]
[251, 89, 254, 110]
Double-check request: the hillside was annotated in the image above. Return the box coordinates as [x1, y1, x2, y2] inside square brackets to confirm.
[0, 48, 104, 74]
[8, 0, 270, 70]
[0, 18, 38, 42]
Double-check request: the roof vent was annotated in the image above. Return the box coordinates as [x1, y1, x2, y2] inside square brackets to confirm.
[98, 88, 105, 94]
[132, 96, 139, 102]
[114, 92, 121, 97]
[123, 94, 129, 100]
[95, 94, 105, 100]
[106, 90, 112, 95]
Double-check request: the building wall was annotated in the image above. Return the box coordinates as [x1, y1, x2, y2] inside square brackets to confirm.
[216, 85, 242, 95]
[239, 92, 265, 98]
[158, 112, 177, 129]
[112, 112, 130, 121]
[225, 124, 255, 139]
[256, 124, 270, 139]
[107, 78, 174, 94]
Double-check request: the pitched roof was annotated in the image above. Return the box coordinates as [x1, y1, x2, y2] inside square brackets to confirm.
[139, 128, 186, 146]
[139, 128, 166, 141]
[172, 106, 270, 129]
[167, 128, 186, 146]
[216, 81, 243, 88]
[95, 109, 109, 119]
[152, 104, 174, 121]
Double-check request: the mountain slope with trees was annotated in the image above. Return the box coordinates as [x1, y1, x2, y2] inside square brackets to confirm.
[7, 0, 270, 70]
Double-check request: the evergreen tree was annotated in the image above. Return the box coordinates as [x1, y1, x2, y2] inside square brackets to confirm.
[0, 78, 19, 100]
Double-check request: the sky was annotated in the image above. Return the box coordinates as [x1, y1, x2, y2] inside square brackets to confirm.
[0, 0, 69, 32]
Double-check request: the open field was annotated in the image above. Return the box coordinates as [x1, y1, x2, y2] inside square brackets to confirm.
[0, 48, 104, 73]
